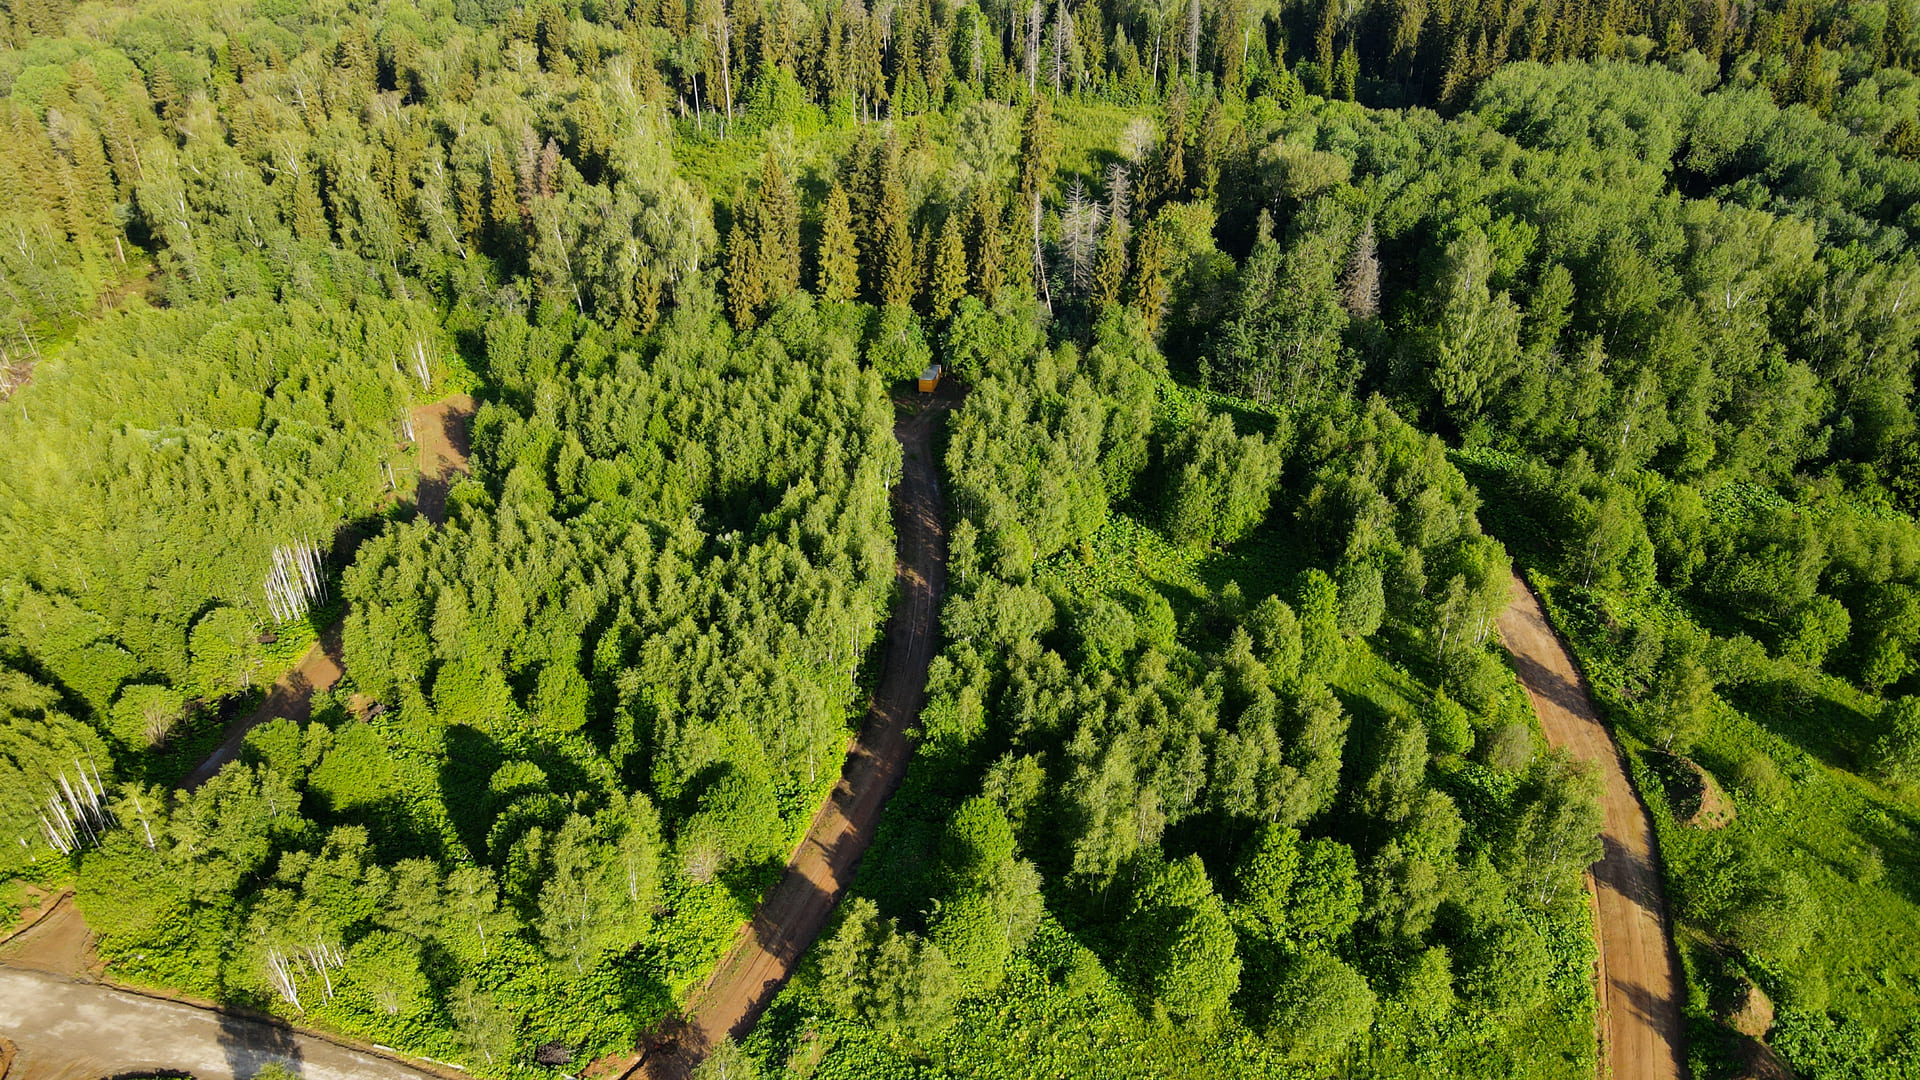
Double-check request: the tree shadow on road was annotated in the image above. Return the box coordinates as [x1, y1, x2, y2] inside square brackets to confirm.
[217, 1008, 304, 1079]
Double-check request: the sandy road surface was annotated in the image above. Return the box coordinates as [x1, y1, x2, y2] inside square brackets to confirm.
[1497, 572, 1685, 1080]
[180, 394, 474, 790]
[634, 396, 953, 1079]
[410, 393, 475, 527]
[0, 967, 441, 1080]
[181, 624, 345, 790]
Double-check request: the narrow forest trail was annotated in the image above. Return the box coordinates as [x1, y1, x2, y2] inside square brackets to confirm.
[180, 394, 475, 791]
[1497, 572, 1685, 1080]
[0, 396, 481, 1080]
[628, 393, 954, 1080]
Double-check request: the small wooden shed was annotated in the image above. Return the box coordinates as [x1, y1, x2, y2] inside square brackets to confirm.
[918, 363, 943, 393]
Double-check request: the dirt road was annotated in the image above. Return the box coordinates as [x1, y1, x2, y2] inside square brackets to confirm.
[634, 397, 953, 1079]
[0, 966, 442, 1080]
[1497, 572, 1685, 1080]
[410, 392, 475, 527]
[181, 623, 345, 789]
[180, 394, 474, 790]
[0, 894, 96, 979]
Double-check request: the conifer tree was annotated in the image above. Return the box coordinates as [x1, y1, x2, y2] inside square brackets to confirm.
[724, 204, 768, 329]
[1150, 94, 1187, 204]
[1016, 96, 1055, 202]
[1130, 221, 1170, 333]
[817, 182, 860, 302]
[929, 209, 968, 319]
[876, 168, 914, 308]
[1334, 43, 1359, 100]
[758, 150, 800, 299]
[1002, 198, 1034, 294]
[1093, 222, 1130, 308]
[726, 150, 801, 328]
[966, 185, 1006, 298]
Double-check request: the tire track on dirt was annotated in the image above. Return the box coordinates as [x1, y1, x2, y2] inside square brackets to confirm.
[1498, 572, 1685, 1080]
[181, 394, 474, 790]
[628, 395, 953, 1080]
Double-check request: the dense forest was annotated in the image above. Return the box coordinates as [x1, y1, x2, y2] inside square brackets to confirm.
[3, 0, 1920, 1076]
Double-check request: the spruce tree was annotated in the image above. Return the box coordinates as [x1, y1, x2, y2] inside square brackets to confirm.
[929, 208, 968, 319]
[1093, 223, 1129, 309]
[725, 201, 767, 329]
[1002, 197, 1033, 294]
[758, 150, 801, 301]
[1151, 95, 1188, 204]
[1334, 43, 1359, 100]
[876, 168, 915, 308]
[967, 185, 1006, 298]
[817, 182, 860, 302]
[1015, 96, 1055, 201]
[1129, 221, 1170, 333]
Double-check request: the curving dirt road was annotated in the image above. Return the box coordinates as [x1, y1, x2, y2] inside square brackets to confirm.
[2, 395, 483, 1080]
[631, 395, 953, 1080]
[181, 395, 474, 791]
[1497, 572, 1685, 1080]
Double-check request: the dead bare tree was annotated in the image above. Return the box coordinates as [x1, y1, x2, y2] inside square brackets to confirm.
[1061, 180, 1103, 295]
[1342, 220, 1381, 319]
[37, 759, 113, 856]
[263, 539, 327, 623]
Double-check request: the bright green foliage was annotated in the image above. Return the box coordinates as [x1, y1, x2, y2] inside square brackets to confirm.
[535, 806, 659, 972]
[12, 0, 1920, 1073]
[1208, 228, 1352, 410]
[938, 797, 1016, 889]
[1456, 916, 1552, 1018]
[1233, 823, 1302, 939]
[929, 858, 1043, 993]
[1162, 412, 1284, 548]
[0, 298, 429, 721]
[693, 1038, 761, 1080]
[1265, 950, 1377, 1058]
[1126, 855, 1242, 1024]
[0, 669, 114, 874]
[1286, 837, 1365, 945]
[345, 930, 429, 1017]
[1502, 752, 1605, 910]
[817, 897, 962, 1043]
[1426, 693, 1475, 757]
[945, 301, 1158, 573]
[1336, 560, 1386, 639]
[1297, 569, 1344, 679]
[1245, 595, 1303, 681]
[1871, 696, 1920, 785]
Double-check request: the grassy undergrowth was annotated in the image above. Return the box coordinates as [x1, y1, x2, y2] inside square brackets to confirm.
[1532, 565, 1920, 1079]
[750, 501, 1595, 1079]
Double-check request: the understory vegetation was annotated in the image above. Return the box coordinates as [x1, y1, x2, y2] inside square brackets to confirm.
[2, 0, 1919, 1075]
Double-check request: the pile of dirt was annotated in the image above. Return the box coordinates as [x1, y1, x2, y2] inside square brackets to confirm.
[1724, 979, 1796, 1080]
[1727, 979, 1775, 1038]
[1663, 754, 1737, 829]
[0, 887, 57, 944]
[0, 893, 97, 978]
